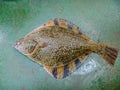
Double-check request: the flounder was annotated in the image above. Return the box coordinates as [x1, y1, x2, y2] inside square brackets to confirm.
[14, 18, 119, 79]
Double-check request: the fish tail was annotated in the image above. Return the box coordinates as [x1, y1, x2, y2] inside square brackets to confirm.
[97, 43, 119, 66]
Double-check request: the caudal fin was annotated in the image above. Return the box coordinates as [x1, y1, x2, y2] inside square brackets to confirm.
[99, 44, 119, 66]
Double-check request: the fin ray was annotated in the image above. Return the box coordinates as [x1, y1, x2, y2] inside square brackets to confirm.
[44, 55, 88, 79]
[44, 18, 91, 41]
[45, 18, 81, 34]
[98, 44, 119, 66]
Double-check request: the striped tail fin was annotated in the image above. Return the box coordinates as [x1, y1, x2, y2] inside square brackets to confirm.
[98, 44, 119, 66]
[44, 55, 88, 79]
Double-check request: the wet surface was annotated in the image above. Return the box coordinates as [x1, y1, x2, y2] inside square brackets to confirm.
[0, 0, 120, 90]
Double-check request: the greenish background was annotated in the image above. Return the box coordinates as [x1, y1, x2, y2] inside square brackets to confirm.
[0, 0, 120, 90]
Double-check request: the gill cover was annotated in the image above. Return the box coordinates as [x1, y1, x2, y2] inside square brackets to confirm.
[14, 38, 38, 55]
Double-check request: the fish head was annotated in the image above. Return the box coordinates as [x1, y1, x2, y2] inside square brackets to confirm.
[14, 38, 37, 55]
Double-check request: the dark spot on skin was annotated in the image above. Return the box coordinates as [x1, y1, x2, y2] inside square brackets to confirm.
[85, 52, 88, 55]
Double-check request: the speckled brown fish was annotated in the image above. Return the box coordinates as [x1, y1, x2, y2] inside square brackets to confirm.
[14, 18, 119, 79]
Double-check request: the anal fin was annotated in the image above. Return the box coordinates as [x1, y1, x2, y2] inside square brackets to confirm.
[44, 55, 87, 79]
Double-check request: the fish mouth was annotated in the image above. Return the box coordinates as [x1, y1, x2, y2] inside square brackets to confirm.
[14, 41, 21, 49]
[14, 38, 24, 49]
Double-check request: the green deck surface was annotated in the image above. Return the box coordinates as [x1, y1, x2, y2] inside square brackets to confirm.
[0, 0, 120, 90]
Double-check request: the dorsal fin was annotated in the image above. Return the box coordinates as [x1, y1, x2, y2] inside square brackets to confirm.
[44, 18, 91, 41]
[44, 18, 80, 34]
[44, 55, 89, 79]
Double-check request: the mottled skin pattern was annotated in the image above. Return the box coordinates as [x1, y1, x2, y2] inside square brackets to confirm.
[15, 26, 98, 67]
[14, 18, 118, 79]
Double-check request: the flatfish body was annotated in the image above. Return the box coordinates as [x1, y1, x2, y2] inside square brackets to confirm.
[14, 18, 119, 79]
